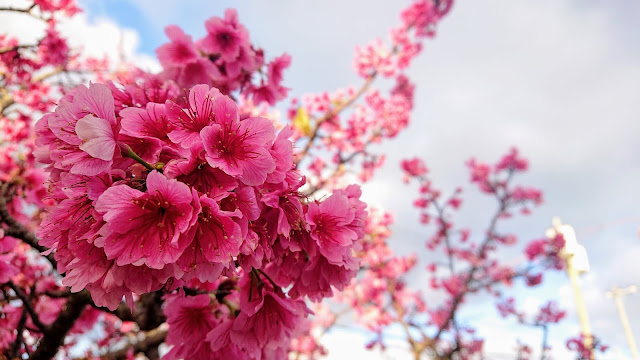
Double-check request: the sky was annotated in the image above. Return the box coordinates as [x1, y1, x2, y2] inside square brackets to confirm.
[3, 0, 640, 358]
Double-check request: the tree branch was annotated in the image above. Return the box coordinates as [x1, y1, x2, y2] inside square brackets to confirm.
[29, 290, 92, 360]
[297, 74, 376, 162]
[100, 326, 168, 360]
[6, 282, 48, 334]
[433, 192, 509, 344]
[0, 44, 38, 55]
[9, 302, 28, 358]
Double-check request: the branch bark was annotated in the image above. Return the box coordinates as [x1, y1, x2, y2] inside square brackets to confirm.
[29, 290, 92, 360]
[100, 326, 168, 360]
[6, 282, 48, 334]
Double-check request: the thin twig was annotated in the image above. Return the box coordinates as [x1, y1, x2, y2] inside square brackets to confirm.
[10, 303, 28, 358]
[99, 326, 168, 360]
[0, 44, 37, 55]
[7, 282, 48, 334]
[297, 75, 376, 163]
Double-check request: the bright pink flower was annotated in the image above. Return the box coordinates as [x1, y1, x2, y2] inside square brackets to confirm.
[108, 74, 179, 111]
[40, 83, 118, 176]
[441, 275, 465, 296]
[495, 147, 528, 172]
[75, 114, 117, 161]
[525, 273, 543, 287]
[0, 254, 18, 283]
[201, 116, 276, 186]
[535, 301, 565, 325]
[118, 133, 164, 164]
[305, 192, 358, 265]
[164, 294, 217, 360]
[119, 102, 175, 144]
[176, 195, 241, 279]
[524, 239, 546, 260]
[0, 305, 19, 349]
[38, 23, 69, 66]
[251, 54, 291, 105]
[208, 274, 311, 357]
[157, 26, 221, 89]
[166, 84, 235, 147]
[164, 144, 238, 197]
[265, 126, 294, 184]
[401, 157, 428, 177]
[94, 171, 197, 268]
[289, 254, 357, 301]
[34, 0, 80, 15]
[353, 39, 395, 78]
[156, 25, 200, 67]
[267, 53, 291, 86]
[199, 9, 249, 62]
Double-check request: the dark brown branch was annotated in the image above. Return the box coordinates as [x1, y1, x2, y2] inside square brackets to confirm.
[100, 326, 168, 360]
[9, 303, 28, 358]
[90, 301, 135, 322]
[7, 282, 48, 334]
[44, 289, 72, 298]
[0, 5, 48, 21]
[135, 292, 166, 331]
[433, 192, 509, 344]
[0, 44, 38, 55]
[29, 290, 92, 360]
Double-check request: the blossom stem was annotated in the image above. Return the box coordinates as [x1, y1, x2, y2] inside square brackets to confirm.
[256, 268, 279, 290]
[123, 145, 156, 171]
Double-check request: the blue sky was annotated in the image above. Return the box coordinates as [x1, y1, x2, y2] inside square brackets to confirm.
[3, 0, 639, 357]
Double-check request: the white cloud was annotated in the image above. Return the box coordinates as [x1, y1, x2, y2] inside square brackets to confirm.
[0, 2, 159, 73]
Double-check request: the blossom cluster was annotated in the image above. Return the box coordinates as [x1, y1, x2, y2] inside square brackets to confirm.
[156, 9, 290, 105]
[566, 334, 609, 359]
[289, 0, 450, 190]
[33, 77, 366, 356]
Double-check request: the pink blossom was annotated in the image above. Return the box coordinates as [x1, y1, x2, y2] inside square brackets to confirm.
[164, 294, 218, 360]
[157, 26, 220, 89]
[38, 83, 118, 176]
[38, 23, 69, 66]
[0, 254, 18, 283]
[119, 102, 175, 144]
[201, 116, 276, 186]
[156, 25, 200, 67]
[306, 193, 358, 265]
[95, 171, 197, 268]
[495, 147, 528, 172]
[401, 157, 428, 177]
[176, 194, 241, 279]
[524, 239, 546, 260]
[166, 84, 231, 147]
[208, 274, 311, 358]
[199, 9, 249, 62]
[163, 144, 238, 197]
[289, 254, 357, 301]
[75, 114, 117, 161]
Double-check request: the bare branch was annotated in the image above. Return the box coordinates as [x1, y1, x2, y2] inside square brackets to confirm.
[100, 326, 168, 360]
[29, 290, 92, 360]
[6, 282, 48, 334]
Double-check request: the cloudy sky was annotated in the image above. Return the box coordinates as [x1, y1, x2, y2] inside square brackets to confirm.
[3, 0, 640, 358]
